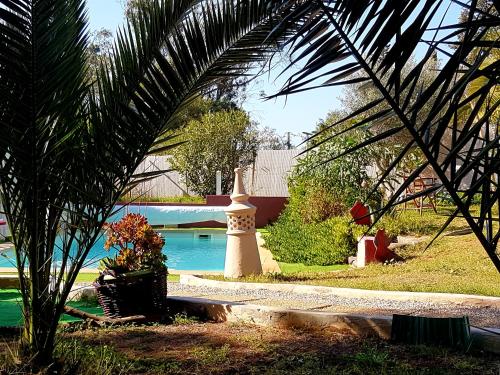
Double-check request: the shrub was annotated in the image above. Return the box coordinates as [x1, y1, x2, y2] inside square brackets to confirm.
[289, 181, 346, 224]
[100, 213, 167, 274]
[264, 214, 365, 266]
[374, 210, 447, 238]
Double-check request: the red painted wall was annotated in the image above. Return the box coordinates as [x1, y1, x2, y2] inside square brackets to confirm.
[117, 196, 288, 229]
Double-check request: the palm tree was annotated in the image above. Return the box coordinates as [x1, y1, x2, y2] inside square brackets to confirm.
[0, 0, 294, 366]
[270, 1, 500, 270]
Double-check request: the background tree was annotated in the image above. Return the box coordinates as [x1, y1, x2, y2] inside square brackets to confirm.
[292, 112, 380, 219]
[256, 126, 288, 149]
[124, 0, 252, 108]
[336, 56, 440, 195]
[86, 28, 114, 84]
[170, 109, 259, 196]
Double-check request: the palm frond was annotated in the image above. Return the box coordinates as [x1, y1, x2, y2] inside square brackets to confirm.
[271, 0, 500, 270]
[0, 0, 299, 362]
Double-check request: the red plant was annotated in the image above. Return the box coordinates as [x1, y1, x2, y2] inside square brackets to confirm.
[102, 213, 166, 273]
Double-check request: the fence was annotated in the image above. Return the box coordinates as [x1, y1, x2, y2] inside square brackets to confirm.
[128, 150, 301, 198]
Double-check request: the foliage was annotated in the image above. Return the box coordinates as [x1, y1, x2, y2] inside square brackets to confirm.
[256, 126, 288, 150]
[265, 121, 379, 265]
[86, 28, 114, 85]
[291, 112, 383, 215]
[0, 0, 295, 365]
[101, 214, 166, 274]
[169, 109, 259, 196]
[270, 1, 500, 272]
[287, 182, 345, 224]
[264, 213, 365, 266]
[125, 2, 252, 107]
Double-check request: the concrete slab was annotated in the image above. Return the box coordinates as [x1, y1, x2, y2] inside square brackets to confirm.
[180, 275, 500, 308]
[0, 242, 13, 252]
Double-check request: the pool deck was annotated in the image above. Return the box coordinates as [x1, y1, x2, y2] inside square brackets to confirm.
[0, 242, 13, 252]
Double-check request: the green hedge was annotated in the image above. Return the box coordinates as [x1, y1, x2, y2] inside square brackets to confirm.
[264, 215, 365, 266]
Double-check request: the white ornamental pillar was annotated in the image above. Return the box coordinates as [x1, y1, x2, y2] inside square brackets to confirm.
[224, 168, 262, 278]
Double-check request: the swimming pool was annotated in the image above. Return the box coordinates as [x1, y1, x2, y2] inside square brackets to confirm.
[0, 230, 227, 271]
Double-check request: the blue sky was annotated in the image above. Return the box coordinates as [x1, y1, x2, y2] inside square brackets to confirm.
[86, 1, 461, 142]
[86, 0, 340, 142]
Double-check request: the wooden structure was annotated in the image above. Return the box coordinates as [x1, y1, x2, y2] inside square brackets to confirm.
[403, 176, 439, 215]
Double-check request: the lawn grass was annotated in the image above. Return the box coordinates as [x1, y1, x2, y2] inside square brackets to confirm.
[291, 233, 500, 296]
[278, 262, 349, 273]
[74, 272, 180, 283]
[3, 321, 495, 374]
[217, 233, 500, 296]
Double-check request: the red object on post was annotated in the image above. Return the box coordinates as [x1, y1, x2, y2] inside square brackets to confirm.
[350, 201, 371, 226]
[0, 220, 6, 226]
[356, 229, 396, 267]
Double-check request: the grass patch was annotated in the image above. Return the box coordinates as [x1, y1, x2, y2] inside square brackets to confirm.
[118, 195, 205, 204]
[75, 273, 99, 283]
[216, 233, 500, 296]
[168, 274, 180, 282]
[74, 272, 180, 283]
[3, 322, 496, 374]
[172, 313, 199, 325]
[279, 262, 348, 274]
[190, 343, 231, 366]
[373, 207, 468, 238]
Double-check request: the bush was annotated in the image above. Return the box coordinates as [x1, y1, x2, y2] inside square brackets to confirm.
[374, 210, 447, 238]
[264, 214, 365, 266]
[288, 181, 346, 224]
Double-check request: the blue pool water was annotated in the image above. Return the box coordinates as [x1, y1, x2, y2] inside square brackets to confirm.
[0, 230, 227, 271]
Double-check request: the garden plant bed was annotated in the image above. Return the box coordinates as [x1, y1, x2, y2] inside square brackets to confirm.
[2, 321, 498, 374]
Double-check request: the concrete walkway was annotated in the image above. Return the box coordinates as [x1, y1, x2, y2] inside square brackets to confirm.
[169, 276, 500, 328]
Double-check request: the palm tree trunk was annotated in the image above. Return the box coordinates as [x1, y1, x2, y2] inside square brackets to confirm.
[21, 276, 57, 367]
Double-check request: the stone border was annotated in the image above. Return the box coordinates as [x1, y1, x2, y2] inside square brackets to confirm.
[167, 296, 500, 354]
[180, 275, 500, 308]
[0, 274, 19, 288]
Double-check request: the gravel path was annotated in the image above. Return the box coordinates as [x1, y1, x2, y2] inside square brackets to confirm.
[168, 283, 500, 328]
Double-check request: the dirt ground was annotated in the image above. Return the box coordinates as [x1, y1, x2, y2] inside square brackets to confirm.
[55, 320, 500, 375]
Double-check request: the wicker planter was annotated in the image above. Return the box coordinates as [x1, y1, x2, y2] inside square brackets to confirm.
[94, 268, 167, 319]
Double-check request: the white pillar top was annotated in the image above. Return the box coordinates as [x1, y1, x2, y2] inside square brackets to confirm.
[230, 168, 249, 203]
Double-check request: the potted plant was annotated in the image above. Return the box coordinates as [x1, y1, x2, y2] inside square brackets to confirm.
[94, 213, 168, 318]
